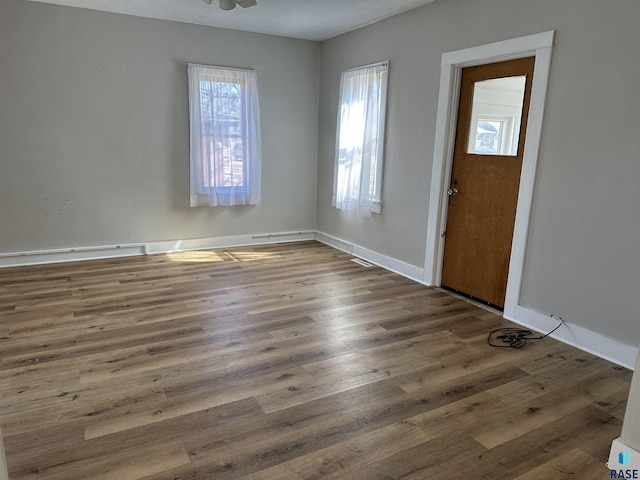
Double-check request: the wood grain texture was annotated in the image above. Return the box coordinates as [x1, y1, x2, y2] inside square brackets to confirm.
[442, 57, 535, 308]
[0, 241, 630, 479]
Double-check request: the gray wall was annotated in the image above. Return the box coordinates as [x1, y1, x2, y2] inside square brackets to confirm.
[0, 0, 319, 252]
[317, 0, 640, 345]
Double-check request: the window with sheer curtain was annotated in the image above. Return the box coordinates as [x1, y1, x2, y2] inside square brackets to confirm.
[188, 64, 262, 207]
[332, 62, 389, 216]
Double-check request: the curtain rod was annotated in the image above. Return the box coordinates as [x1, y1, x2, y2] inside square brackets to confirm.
[344, 60, 389, 72]
[187, 63, 261, 74]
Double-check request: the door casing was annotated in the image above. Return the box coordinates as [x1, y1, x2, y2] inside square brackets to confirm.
[424, 31, 555, 321]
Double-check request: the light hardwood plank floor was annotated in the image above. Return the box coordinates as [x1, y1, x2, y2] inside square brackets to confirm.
[0, 241, 630, 479]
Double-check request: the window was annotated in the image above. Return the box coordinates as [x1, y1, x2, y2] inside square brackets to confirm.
[188, 64, 262, 206]
[466, 75, 526, 156]
[332, 62, 389, 216]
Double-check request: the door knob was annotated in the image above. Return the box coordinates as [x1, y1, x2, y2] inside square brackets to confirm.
[447, 187, 458, 196]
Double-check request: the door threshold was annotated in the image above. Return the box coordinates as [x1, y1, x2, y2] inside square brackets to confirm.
[437, 287, 503, 315]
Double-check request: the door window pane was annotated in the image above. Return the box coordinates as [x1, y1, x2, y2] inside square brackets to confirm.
[467, 76, 526, 156]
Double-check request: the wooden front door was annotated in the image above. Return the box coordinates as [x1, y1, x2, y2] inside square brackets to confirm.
[441, 57, 535, 309]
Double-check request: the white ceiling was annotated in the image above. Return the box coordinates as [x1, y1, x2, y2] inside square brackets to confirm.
[28, 0, 437, 41]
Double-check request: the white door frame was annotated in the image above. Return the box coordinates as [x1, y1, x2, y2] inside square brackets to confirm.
[424, 31, 555, 320]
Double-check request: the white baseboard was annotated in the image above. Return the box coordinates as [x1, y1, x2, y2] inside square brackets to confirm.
[514, 306, 637, 370]
[315, 231, 427, 285]
[146, 230, 316, 255]
[0, 231, 317, 268]
[313, 231, 352, 254]
[0, 244, 146, 268]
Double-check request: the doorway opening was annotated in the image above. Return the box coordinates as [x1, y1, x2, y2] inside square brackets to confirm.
[424, 31, 555, 321]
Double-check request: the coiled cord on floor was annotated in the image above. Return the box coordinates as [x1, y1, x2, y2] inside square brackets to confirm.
[487, 316, 564, 348]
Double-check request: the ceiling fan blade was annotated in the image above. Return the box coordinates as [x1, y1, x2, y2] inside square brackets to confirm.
[219, 0, 236, 9]
[236, 0, 257, 8]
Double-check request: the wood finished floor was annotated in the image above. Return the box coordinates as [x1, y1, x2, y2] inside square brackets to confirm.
[0, 241, 630, 479]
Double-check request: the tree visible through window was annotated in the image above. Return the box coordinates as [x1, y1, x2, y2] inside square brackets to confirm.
[332, 62, 389, 216]
[199, 80, 244, 188]
[188, 64, 262, 207]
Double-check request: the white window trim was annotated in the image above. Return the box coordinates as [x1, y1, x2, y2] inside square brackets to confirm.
[424, 31, 555, 320]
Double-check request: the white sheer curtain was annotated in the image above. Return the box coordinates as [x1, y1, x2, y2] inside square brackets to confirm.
[332, 62, 389, 216]
[188, 64, 262, 207]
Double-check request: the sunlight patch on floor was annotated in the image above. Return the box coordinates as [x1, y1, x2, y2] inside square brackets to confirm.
[165, 249, 281, 263]
[165, 250, 227, 263]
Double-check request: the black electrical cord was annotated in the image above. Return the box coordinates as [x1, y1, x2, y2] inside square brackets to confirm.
[487, 316, 564, 348]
